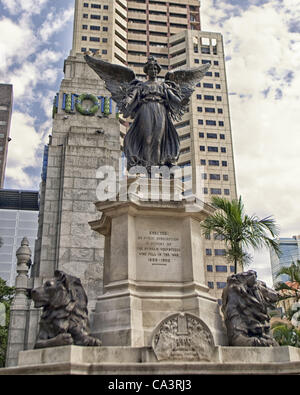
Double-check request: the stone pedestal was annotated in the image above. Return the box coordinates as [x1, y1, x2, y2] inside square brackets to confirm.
[89, 177, 227, 347]
[1, 345, 300, 375]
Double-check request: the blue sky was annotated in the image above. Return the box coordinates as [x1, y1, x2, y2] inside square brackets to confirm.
[0, 0, 300, 285]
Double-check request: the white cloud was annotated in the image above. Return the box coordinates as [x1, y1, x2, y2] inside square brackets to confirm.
[0, 0, 49, 16]
[0, 17, 37, 73]
[38, 8, 74, 41]
[5, 112, 43, 189]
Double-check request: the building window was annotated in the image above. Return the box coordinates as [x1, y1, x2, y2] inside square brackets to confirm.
[203, 83, 214, 89]
[90, 25, 100, 30]
[224, 189, 230, 195]
[211, 188, 221, 194]
[90, 37, 100, 42]
[216, 265, 227, 272]
[196, 94, 202, 100]
[206, 120, 216, 126]
[215, 249, 226, 256]
[200, 159, 206, 165]
[209, 174, 220, 180]
[204, 95, 214, 101]
[199, 132, 204, 138]
[82, 36, 87, 41]
[223, 174, 229, 181]
[208, 146, 218, 152]
[207, 133, 217, 139]
[197, 106, 202, 112]
[208, 160, 219, 166]
[216, 96, 222, 101]
[91, 14, 101, 19]
[215, 72, 220, 77]
[207, 265, 213, 272]
[200, 146, 205, 151]
[201, 47, 210, 54]
[221, 147, 226, 153]
[208, 282, 214, 289]
[222, 161, 228, 167]
[218, 108, 223, 114]
[83, 13, 88, 18]
[203, 187, 208, 194]
[91, 3, 101, 8]
[83, 3, 89, 7]
[205, 107, 215, 113]
[219, 121, 224, 127]
[214, 60, 219, 66]
[217, 282, 227, 289]
[206, 248, 212, 256]
[82, 24, 88, 29]
[216, 84, 221, 89]
[220, 134, 225, 139]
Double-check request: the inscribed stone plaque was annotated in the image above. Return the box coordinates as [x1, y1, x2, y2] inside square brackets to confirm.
[136, 229, 182, 281]
[152, 312, 215, 362]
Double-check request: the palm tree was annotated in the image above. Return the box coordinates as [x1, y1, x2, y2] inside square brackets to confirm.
[200, 196, 280, 273]
[275, 260, 300, 301]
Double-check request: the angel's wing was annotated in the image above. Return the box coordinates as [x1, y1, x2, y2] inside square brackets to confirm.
[165, 63, 211, 108]
[84, 54, 137, 109]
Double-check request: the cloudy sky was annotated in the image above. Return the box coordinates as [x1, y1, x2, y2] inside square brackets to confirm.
[1, 0, 299, 285]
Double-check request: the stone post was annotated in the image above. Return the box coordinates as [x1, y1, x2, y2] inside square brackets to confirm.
[5, 238, 31, 367]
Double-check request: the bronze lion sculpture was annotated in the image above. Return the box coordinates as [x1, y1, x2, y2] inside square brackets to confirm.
[221, 270, 279, 347]
[31, 270, 101, 348]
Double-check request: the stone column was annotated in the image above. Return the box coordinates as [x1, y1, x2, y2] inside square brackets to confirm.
[5, 238, 31, 367]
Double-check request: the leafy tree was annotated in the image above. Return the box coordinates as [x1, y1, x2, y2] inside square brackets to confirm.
[272, 322, 300, 347]
[275, 260, 300, 302]
[200, 196, 280, 273]
[0, 278, 15, 367]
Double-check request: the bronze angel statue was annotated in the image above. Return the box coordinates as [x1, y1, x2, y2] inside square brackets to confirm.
[85, 54, 210, 171]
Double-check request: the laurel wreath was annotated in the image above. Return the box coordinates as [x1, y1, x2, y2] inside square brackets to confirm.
[75, 93, 99, 116]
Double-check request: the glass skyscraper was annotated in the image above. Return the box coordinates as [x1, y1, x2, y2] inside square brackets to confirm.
[0, 190, 39, 286]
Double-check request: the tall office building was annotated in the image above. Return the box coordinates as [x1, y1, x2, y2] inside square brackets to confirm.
[0, 189, 39, 286]
[71, 0, 238, 301]
[0, 84, 13, 188]
[270, 235, 300, 284]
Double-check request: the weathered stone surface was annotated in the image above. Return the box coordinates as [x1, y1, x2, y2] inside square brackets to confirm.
[1, 345, 300, 375]
[152, 312, 215, 362]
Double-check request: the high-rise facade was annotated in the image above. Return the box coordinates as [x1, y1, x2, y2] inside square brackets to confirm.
[0, 189, 39, 286]
[270, 235, 300, 284]
[72, 0, 237, 301]
[0, 84, 13, 188]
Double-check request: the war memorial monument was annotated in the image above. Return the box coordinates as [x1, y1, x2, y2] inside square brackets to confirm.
[1, 53, 300, 375]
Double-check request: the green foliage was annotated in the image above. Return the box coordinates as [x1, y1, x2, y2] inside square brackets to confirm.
[0, 278, 15, 367]
[276, 260, 300, 284]
[200, 196, 280, 273]
[275, 260, 300, 301]
[272, 323, 300, 348]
